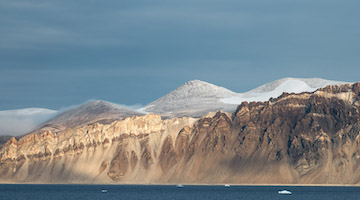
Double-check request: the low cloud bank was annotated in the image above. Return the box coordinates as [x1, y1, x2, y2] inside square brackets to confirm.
[0, 108, 57, 136]
[0, 101, 144, 136]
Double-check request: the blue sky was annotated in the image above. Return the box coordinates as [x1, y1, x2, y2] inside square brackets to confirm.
[1, 0, 360, 110]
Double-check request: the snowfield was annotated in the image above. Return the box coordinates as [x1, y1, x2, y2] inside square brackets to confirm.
[221, 78, 348, 104]
[143, 78, 350, 117]
[142, 80, 238, 117]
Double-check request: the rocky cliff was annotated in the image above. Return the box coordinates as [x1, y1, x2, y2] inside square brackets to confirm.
[1, 83, 360, 184]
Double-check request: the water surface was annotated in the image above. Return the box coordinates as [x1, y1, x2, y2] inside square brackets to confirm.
[0, 184, 359, 200]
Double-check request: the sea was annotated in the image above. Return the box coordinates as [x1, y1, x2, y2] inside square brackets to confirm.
[0, 184, 359, 200]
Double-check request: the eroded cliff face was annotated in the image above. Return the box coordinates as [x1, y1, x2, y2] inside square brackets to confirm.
[1, 83, 360, 184]
[229, 83, 360, 184]
[0, 114, 197, 183]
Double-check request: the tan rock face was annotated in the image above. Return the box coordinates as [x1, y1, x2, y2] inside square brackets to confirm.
[1, 83, 360, 184]
[0, 114, 197, 183]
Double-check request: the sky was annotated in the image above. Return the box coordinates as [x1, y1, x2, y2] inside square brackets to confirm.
[1, 0, 360, 111]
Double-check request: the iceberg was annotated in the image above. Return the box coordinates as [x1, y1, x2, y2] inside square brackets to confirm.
[278, 190, 292, 195]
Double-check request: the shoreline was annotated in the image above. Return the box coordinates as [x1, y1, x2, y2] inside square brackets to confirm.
[0, 181, 359, 187]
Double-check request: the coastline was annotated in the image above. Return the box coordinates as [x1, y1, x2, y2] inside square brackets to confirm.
[0, 181, 359, 187]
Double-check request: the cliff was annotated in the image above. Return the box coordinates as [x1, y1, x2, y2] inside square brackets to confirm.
[1, 83, 360, 184]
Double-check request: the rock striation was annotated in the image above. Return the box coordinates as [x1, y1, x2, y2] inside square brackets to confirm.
[1, 83, 360, 184]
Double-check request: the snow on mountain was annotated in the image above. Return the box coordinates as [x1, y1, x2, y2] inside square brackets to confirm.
[142, 80, 238, 117]
[221, 78, 350, 104]
[0, 108, 57, 136]
[44, 100, 144, 129]
[156, 80, 236, 99]
[143, 78, 350, 118]
[1, 78, 350, 135]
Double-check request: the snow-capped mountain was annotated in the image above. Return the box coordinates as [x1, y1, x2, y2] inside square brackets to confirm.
[142, 78, 350, 117]
[2, 81, 360, 184]
[43, 100, 144, 129]
[221, 78, 349, 104]
[0, 108, 57, 136]
[0, 78, 351, 136]
[141, 80, 237, 117]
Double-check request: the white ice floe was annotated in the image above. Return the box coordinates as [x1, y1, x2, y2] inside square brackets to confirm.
[278, 190, 292, 195]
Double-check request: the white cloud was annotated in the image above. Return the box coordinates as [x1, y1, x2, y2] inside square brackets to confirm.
[0, 100, 145, 136]
[0, 108, 57, 136]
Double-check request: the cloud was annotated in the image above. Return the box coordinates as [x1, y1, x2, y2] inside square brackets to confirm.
[55, 100, 145, 113]
[119, 103, 144, 110]
[0, 100, 147, 136]
[1, 0, 360, 112]
[0, 108, 57, 136]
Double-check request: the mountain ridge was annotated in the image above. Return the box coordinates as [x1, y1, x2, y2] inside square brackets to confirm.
[43, 100, 144, 130]
[246, 77, 348, 93]
[1, 82, 360, 184]
[143, 77, 350, 117]
[0, 77, 352, 137]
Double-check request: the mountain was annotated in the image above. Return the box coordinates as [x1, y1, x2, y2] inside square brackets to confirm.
[141, 80, 237, 117]
[143, 78, 349, 117]
[221, 77, 349, 104]
[1, 82, 360, 184]
[42, 100, 144, 131]
[0, 78, 347, 136]
[0, 108, 57, 136]
[0, 136, 13, 149]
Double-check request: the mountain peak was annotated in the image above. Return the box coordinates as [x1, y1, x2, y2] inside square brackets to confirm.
[183, 79, 210, 85]
[248, 77, 349, 94]
[142, 80, 236, 117]
[168, 80, 236, 99]
[220, 77, 351, 105]
[44, 100, 143, 128]
[80, 100, 124, 111]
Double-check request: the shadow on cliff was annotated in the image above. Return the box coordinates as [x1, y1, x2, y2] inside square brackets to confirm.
[216, 155, 293, 183]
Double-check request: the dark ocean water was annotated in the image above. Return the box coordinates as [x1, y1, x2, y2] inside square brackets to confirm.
[0, 184, 359, 200]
